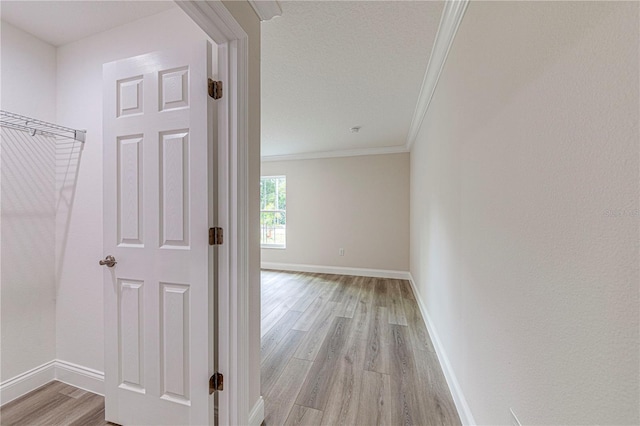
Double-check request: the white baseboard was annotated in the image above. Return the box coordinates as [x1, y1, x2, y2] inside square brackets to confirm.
[248, 395, 265, 426]
[407, 274, 476, 425]
[3, 361, 257, 422]
[0, 360, 104, 406]
[0, 360, 56, 406]
[55, 360, 104, 396]
[261, 262, 411, 280]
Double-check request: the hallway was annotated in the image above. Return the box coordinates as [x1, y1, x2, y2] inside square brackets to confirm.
[261, 270, 460, 425]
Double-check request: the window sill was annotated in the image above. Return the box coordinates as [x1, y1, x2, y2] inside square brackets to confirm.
[261, 245, 286, 250]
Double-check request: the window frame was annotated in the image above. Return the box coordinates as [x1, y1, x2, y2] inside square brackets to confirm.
[260, 175, 286, 249]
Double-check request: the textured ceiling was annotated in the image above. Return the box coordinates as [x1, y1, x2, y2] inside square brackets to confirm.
[262, 1, 444, 157]
[0, 1, 176, 46]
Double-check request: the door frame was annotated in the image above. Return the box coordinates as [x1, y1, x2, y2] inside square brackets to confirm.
[175, 2, 251, 425]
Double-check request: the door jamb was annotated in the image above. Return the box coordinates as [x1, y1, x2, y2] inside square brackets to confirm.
[175, 2, 250, 425]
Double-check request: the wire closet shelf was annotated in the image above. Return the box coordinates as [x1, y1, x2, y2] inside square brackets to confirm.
[0, 110, 86, 143]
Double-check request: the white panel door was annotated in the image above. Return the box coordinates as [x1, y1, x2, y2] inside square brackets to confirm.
[103, 41, 216, 426]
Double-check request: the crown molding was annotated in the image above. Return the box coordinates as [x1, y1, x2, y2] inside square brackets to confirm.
[248, 0, 282, 21]
[261, 145, 408, 162]
[405, 0, 469, 151]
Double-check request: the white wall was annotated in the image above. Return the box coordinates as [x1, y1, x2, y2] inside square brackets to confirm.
[54, 7, 216, 375]
[410, 2, 639, 424]
[262, 153, 410, 272]
[0, 22, 57, 382]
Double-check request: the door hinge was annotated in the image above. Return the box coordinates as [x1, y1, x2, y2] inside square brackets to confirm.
[209, 227, 223, 245]
[209, 372, 224, 394]
[208, 79, 223, 100]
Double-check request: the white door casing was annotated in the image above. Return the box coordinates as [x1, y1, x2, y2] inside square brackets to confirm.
[103, 41, 215, 425]
[176, 2, 254, 423]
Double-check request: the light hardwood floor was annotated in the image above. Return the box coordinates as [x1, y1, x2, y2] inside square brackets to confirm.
[0, 381, 108, 426]
[1, 271, 459, 426]
[261, 270, 461, 426]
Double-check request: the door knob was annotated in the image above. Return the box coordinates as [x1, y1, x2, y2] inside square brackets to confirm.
[99, 255, 117, 268]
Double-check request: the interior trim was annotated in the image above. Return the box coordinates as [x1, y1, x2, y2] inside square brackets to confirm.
[0, 360, 56, 406]
[0, 360, 105, 407]
[261, 262, 411, 280]
[248, 396, 265, 426]
[176, 1, 251, 424]
[55, 360, 105, 397]
[248, 0, 282, 21]
[405, 0, 469, 150]
[261, 145, 408, 162]
[407, 273, 476, 425]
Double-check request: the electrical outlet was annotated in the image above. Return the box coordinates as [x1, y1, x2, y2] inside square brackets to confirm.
[339, 248, 344, 256]
[509, 409, 522, 426]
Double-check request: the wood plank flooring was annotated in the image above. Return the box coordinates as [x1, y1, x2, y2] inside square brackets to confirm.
[1, 271, 459, 426]
[261, 270, 461, 426]
[0, 381, 108, 426]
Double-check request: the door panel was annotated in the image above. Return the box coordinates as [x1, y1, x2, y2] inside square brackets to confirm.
[103, 41, 215, 426]
[117, 135, 144, 247]
[159, 130, 190, 248]
[118, 279, 144, 393]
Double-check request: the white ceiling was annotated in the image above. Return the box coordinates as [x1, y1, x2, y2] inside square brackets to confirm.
[1, 0, 445, 158]
[261, 0, 444, 158]
[0, 1, 176, 47]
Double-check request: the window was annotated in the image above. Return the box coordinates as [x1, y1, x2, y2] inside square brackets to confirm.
[260, 176, 286, 248]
